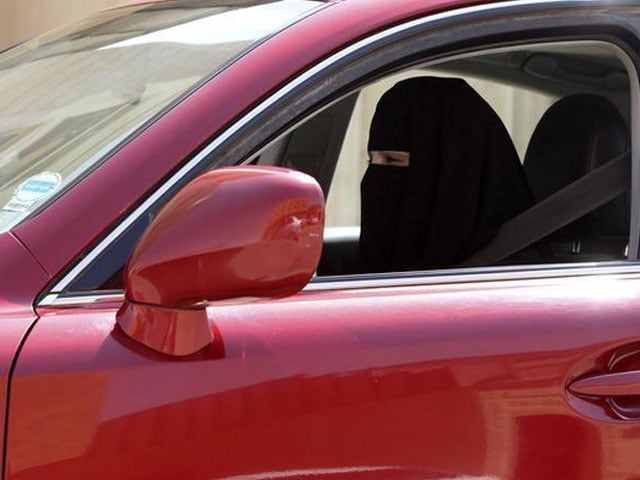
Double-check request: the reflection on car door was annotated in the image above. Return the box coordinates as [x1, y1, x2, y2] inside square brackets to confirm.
[7, 272, 640, 479]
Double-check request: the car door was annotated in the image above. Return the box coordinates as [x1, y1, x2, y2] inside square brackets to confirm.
[7, 1, 640, 479]
[9, 272, 640, 480]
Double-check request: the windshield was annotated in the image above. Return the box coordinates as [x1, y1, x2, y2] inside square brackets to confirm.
[0, 0, 321, 232]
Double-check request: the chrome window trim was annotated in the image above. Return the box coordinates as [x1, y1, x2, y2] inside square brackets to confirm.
[40, 292, 125, 307]
[41, 0, 640, 301]
[39, 262, 640, 307]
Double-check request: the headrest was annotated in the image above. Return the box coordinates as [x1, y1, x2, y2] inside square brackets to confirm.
[524, 94, 630, 239]
[525, 94, 630, 200]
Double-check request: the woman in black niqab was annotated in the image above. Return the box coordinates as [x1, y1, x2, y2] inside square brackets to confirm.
[359, 76, 535, 273]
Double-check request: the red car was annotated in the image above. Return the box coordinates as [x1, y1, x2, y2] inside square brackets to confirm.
[0, 0, 639, 478]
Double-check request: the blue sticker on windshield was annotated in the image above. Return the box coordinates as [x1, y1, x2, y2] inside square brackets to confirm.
[3, 172, 62, 213]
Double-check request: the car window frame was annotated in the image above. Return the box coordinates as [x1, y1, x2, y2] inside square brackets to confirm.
[39, 0, 640, 306]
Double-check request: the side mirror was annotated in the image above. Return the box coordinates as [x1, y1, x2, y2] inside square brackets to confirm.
[117, 166, 325, 356]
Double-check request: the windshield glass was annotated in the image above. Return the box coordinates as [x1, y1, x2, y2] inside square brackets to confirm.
[0, 0, 321, 232]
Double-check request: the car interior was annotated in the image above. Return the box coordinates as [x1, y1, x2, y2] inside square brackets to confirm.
[254, 41, 634, 277]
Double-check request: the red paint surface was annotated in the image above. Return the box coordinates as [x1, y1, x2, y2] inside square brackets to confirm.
[116, 302, 214, 357]
[570, 370, 640, 396]
[7, 275, 640, 479]
[116, 167, 323, 355]
[0, 233, 49, 309]
[125, 167, 324, 307]
[0, 233, 48, 477]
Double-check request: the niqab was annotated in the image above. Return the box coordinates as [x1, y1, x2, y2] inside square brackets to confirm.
[359, 77, 535, 272]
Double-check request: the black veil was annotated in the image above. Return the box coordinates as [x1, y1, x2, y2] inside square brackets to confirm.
[359, 77, 535, 272]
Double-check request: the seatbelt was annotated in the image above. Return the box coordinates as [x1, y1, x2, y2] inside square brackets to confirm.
[460, 151, 631, 267]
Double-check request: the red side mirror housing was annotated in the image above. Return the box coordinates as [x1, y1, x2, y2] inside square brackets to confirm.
[117, 166, 325, 356]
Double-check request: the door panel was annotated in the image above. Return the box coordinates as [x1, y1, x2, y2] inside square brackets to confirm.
[8, 274, 640, 479]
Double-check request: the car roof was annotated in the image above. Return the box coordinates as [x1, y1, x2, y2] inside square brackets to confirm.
[110, 0, 485, 14]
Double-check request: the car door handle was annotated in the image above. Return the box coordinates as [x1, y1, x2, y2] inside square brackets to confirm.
[568, 370, 640, 397]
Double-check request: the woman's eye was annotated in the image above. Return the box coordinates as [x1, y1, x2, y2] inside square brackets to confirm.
[369, 151, 410, 165]
[385, 152, 410, 165]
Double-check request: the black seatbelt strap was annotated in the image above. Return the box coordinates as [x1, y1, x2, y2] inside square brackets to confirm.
[461, 151, 631, 267]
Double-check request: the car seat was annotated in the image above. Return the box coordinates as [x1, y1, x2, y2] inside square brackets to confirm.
[523, 94, 631, 262]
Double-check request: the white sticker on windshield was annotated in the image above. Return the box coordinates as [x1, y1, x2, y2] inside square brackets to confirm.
[3, 172, 62, 213]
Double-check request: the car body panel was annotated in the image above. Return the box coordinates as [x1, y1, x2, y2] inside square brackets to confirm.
[0, 233, 48, 477]
[6, 274, 640, 479]
[0, 233, 49, 307]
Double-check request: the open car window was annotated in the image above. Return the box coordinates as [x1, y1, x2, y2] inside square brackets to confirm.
[262, 42, 632, 276]
[65, 40, 634, 292]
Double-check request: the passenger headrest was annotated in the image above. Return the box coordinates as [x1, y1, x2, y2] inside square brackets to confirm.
[524, 94, 630, 239]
